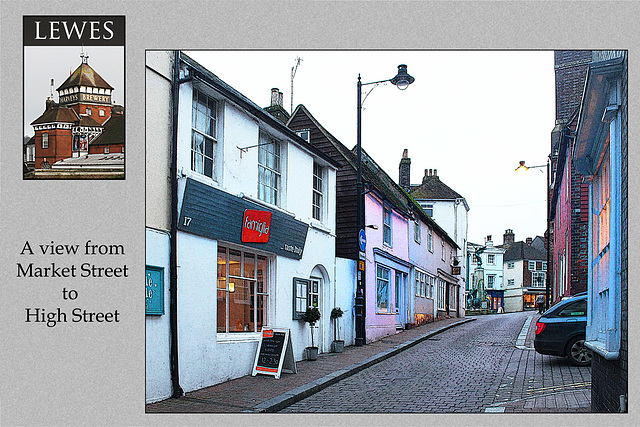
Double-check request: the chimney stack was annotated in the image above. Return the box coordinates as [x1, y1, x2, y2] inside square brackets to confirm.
[399, 149, 411, 192]
[503, 229, 515, 247]
[264, 88, 290, 124]
[526, 237, 533, 245]
[485, 235, 493, 244]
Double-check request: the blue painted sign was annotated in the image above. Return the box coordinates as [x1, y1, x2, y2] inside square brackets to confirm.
[146, 266, 164, 315]
[359, 229, 367, 252]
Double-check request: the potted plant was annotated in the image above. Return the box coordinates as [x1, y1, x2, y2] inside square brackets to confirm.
[301, 306, 321, 360]
[330, 307, 344, 353]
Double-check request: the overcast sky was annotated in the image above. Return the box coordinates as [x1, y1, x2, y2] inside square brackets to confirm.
[23, 45, 124, 137]
[187, 50, 554, 246]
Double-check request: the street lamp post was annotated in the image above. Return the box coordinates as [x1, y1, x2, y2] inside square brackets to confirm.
[354, 65, 415, 346]
[515, 160, 552, 311]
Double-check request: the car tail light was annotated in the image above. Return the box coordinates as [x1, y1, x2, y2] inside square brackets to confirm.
[535, 321, 546, 335]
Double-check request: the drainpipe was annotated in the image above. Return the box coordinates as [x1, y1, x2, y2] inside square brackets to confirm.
[169, 50, 189, 398]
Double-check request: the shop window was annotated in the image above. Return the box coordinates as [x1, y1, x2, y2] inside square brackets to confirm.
[217, 246, 268, 334]
[376, 264, 390, 312]
[258, 133, 281, 206]
[312, 162, 323, 221]
[383, 206, 393, 246]
[191, 88, 217, 180]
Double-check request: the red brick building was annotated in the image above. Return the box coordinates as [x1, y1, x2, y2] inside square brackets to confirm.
[30, 53, 124, 169]
[549, 51, 590, 303]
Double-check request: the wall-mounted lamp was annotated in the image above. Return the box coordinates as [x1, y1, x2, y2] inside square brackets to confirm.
[366, 224, 378, 230]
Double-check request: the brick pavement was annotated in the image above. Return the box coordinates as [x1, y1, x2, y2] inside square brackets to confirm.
[146, 316, 473, 413]
[146, 311, 592, 414]
[486, 312, 591, 413]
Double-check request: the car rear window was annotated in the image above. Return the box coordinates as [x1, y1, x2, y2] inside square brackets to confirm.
[556, 300, 587, 317]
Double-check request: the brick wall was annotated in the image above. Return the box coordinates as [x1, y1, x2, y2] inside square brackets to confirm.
[590, 51, 628, 413]
[554, 51, 591, 123]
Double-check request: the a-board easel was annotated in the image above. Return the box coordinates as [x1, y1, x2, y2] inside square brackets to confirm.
[251, 327, 297, 379]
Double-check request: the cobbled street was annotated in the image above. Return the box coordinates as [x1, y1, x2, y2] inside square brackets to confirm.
[281, 311, 591, 413]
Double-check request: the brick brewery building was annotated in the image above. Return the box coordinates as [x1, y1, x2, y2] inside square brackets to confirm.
[28, 52, 124, 173]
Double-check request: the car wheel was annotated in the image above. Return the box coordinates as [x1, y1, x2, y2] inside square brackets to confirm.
[566, 336, 592, 366]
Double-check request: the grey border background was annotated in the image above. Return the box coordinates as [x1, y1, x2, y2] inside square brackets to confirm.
[1, 1, 637, 425]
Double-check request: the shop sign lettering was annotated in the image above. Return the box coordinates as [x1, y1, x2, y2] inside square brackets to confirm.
[242, 209, 271, 243]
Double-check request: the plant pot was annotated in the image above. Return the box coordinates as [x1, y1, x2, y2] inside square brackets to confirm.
[306, 346, 319, 361]
[331, 340, 344, 353]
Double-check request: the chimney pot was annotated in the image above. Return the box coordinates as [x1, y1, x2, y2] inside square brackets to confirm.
[402, 149, 408, 158]
[434, 169, 437, 177]
[270, 88, 281, 107]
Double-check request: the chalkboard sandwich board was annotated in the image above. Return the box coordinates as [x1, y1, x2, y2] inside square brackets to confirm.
[252, 327, 297, 379]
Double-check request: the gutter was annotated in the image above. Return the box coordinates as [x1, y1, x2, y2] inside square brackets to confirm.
[169, 50, 190, 398]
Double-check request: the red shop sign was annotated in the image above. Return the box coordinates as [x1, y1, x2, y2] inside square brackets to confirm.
[242, 209, 272, 243]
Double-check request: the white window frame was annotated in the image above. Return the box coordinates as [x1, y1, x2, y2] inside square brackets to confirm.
[488, 254, 495, 265]
[104, 146, 109, 154]
[532, 271, 546, 288]
[376, 264, 391, 313]
[427, 228, 433, 253]
[383, 205, 393, 247]
[437, 279, 445, 310]
[191, 88, 218, 180]
[41, 132, 49, 149]
[312, 162, 324, 221]
[441, 241, 445, 261]
[528, 261, 536, 271]
[507, 261, 515, 269]
[216, 245, 270, 337]
[487, 275, 495, 288]
[257, 133, 282, 206]
[296, 129, 311, 143]
[414, 220, 421, 244]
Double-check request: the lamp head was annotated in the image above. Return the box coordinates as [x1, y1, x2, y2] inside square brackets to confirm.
[515, 161, 529, 172]
[390, 64, 415, 90]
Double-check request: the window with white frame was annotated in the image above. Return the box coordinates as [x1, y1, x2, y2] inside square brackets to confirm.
[296, 129, 310, 143]
[429, 275, 436, 298]
[217, 246, 268, 334]
[528, 261, 536, 270]
[191, 89, 217, 179]
[414, 220, 421, 243]
[422, 203, 434, 218]
[41, 132, 49, 149]
[441, 241, 445, 261]
[541, 262, 547, 271]
[437, 279, 445, 310]
[383, 206, 392, 246]
[99, 109, 105, 117]
[257, 133, 281, 206]
[376, 264, 390, 312]
[415, 270, 429, 298]
[104, 146, 109, 154]
[312, 162, 323, 221]
[487, 275, 495, 288]
[507, 278, 515, 286]
[427, 228, 433, 252]
[532, 271, 545, 288]
[488, 254, 495, 265]
[507, 261, 514, 269]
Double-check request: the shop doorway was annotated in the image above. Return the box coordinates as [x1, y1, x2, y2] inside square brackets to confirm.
[309, 277, 323, 352]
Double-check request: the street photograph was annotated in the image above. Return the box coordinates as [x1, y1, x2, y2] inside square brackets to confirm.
[145, 50, 627, 415]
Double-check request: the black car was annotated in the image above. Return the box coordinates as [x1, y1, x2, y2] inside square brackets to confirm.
[534, 294, 592, 366]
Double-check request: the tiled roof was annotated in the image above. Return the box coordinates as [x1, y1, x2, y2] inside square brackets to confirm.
[79, 115, 103, 127]
[57, 63, 113, 91]
[51, 153, 124, 168]
[91, 113, 124, 146]
[503, 241, 547, 262]
[409, 175, 463, 200]
[30, 106, 79, 125]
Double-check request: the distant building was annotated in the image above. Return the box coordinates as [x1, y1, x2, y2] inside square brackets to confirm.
[503, 233, 547, 312]
[28, 53, 124, 176]
[467, 235, 505, 312]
